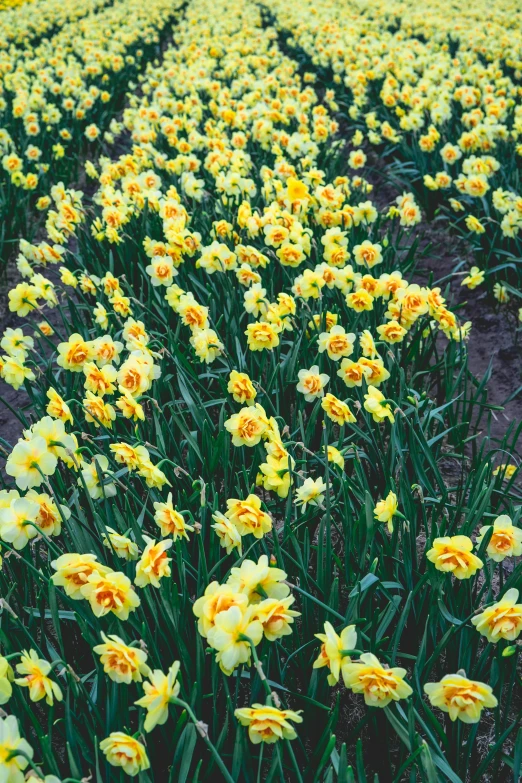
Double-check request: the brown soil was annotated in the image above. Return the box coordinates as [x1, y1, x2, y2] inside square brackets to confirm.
[417, 219, 522, 448]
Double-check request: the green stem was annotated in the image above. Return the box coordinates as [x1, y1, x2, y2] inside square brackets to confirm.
[171, 698, 235, 783]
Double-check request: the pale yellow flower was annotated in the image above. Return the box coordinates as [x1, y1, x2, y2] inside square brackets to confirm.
[424, 673, 497, 723]
[343, 653, 412, 707]
[471, 589, 522, 643]
[235, 704, 302, 744]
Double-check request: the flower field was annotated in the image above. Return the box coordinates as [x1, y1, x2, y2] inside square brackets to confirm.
[0, 0, 521, 781]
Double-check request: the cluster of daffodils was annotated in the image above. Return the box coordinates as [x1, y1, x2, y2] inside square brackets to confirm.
[426, 514, 522, 582]
[194, 555, 299, 674]
[263, 0, 522, 301]
[314, 618, 502, 724]
[0, 0, 521, 779]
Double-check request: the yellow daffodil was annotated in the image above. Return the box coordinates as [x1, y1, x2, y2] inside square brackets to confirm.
[424, 673, 497, 723]
[374, 491, 398, 533]
[235, 704, 303, 744]
[15, 650, 63, 705]
[206, 605, 263, 675]
[426, 535, 483, 579]
[0, 716, 33, 780]
[343, 653, 412, 707]
[134, 536, 173, 588]
[135, 662, 180, 732]
[476, 515, 522, 561]
[313, 622, 357, 685]
[100, 732, 150, 775]
[81, 569, 140, 620]
[471, 589, 522, 643]
[93, 633, 150, 684]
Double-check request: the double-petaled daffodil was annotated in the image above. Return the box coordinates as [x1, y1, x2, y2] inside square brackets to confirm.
[193, 582, 249, 638]
[227, 370, 257, 405]
[257, 453, 293, 498]
[224, 403, 268, 447]
[313, 622, 357, 686]
[476, 515, 522, 561]
[317, 325, 356, 361]
[15, 650, 63, 706]
[255, 596, 301, 641]
[116, 391, 145, 421]
[424, 673, 498, 723]
[245, 321, 280, 351]
[224, 495, 272, 539]
[295, 476, 327, 509]
[46, 387, 73, 424]
[146, 256, 177, 287]
[471, 589, 522, 643]
[346, 289, 374, 312]
[83, 390, 116, 428]
[135, 661, 180, 732]
[376, 320, 407, 343]
[81, 569, 140, 620]
[83, 362, 117, 396]
[227, 555, 289, 602]
[212, 511, 243, 554]
[51, 553, 112, 599]
[109, 443, 150, 472]
[296, 366, 329, 400]
[135, 536, 173, 588]
[426, 535, 483, 579]
[190, 327, 224, 363]
[353, 240, 382, 269]
[374, 491, 398, 533]
[26, 490, 70, 537]
[206, 605, 263, 675]
[234, 704, 303, 744]
[93, 633, 150, 683]
[321, 393, 356, 425]
[56, 333, 92, 371]
[100, 732, 150, 775]
[465, 216, 485, 235]
[343, 653, 413, 707]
